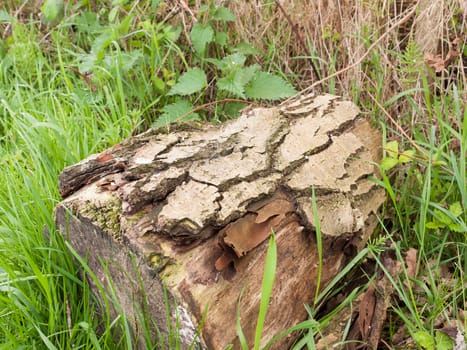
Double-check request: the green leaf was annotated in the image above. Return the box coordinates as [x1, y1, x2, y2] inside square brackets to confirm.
[213, 7, 236, 22]
[413, 330, 435, 350]
[448, 223, 466, 233]
[385, 140, 399, 158]
[0, 10, 14, 23]
[237, 65, 259, 86]
[214, 31, 229, 47]
[245, 72, 296, 100]
[449, 202, 463, 218]
[217, 73, 246, 98]
[168, 68, 207, 96]
[399, 149, 415, 163]
[190, 23, 214, 54]
[380, 157, 399, 171]
[221, 53, 247, 71]
[155, 100, 199, 127]
[233, 42, 261, 56]
[41, 0, 64, 26]
[425, 221, 444, 230]
[433, 209, 452, 226]
[435, 331, 454, 350]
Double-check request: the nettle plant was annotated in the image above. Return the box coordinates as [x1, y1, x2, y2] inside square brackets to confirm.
[157, 4, 296, 125]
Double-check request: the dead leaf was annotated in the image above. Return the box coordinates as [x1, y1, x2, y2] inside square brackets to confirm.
[425, 52, 447, 72]
[405, 248, 418, 280]
[359, 284, 376, 341]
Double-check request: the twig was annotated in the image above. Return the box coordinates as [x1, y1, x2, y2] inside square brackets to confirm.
[284, 0, 421, 102]
[275, 0, 321, 83]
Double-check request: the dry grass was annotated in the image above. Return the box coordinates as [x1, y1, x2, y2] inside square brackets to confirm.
[183, 0, 465, 130]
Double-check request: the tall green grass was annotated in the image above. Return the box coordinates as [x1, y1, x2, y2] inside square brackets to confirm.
[1, 1, 466, 349]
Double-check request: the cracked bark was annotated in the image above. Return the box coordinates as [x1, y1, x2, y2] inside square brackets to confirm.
[55, 93, 385, 349]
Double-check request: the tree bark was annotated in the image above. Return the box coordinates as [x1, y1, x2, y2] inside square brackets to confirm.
[55, 93, 385, 349]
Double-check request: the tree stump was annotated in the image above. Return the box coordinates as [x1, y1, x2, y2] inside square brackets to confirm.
[54, 93, 385, 349]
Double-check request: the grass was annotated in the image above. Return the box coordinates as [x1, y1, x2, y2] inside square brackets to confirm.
[0, 0, 466, 349]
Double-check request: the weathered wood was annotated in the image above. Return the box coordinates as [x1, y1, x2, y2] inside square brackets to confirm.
[55, 93, 385, 349]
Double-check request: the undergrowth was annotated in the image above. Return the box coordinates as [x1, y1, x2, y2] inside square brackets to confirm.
[0, 0, 466, 349]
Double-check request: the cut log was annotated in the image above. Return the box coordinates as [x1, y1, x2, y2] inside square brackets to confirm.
[54, 93, 385, 349]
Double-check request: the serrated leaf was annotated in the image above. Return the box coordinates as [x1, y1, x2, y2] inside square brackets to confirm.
[168, 68, 207, 96]
[213, 7, 236, 22]
[245, 72, 296, 100]
[237, 65, 259, 86]
[155, 100, 199, 127]
[190, 23, 214, 54]
[448, 223, 466, 233]
[385, 140, 399, 158]
[399, 149, 415, 163]
[221, 53, 246, 71]
[41, 0, 64, 26]
[217, 74, 245, 98]
[449, 202, 463, 218]
[433, 209, 452, 226]
[380, 157, 399, 171]
[204, 57, 224, 70]
[413, 331, 435, 350]
[426, 221, 444, 230]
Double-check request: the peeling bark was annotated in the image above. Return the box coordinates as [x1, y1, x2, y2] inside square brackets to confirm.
[55, 93, 385, 349]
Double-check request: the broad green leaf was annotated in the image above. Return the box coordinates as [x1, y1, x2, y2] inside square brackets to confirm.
[190, 23, 214, 54]
[213, 7, 236, 22]
[215, 31, 228, 46]
[449, 202, 463, 218]
[73, 11, 102, 34]
[380, 157, 399, 171]
[41, 0, 64, 26]
[435, 331, 454, 350]
[222, 53, 247, 71]
[78, 53, 97, 73]
[155, 100, 199, 127]
[237, 65, 259, 86]
[233, 42, 261, 56]
[385, 140, 399, 158]
[434, 209, 452, 226]
[217, 73, 246, 98]
[168, 68, 207, 96]
[413, 330, 435, 350]
[399, 149, 415, 163]
[245, 72, 296, 100]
